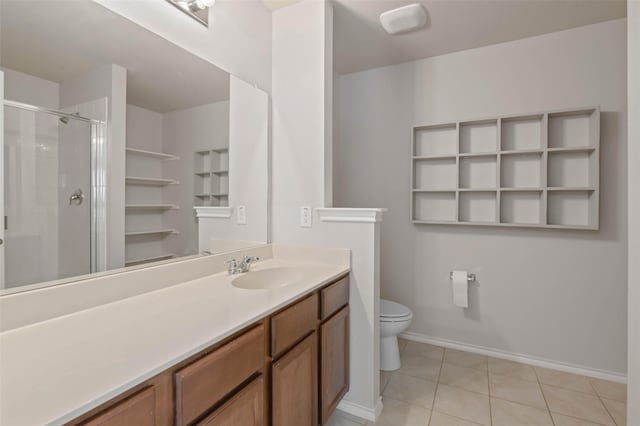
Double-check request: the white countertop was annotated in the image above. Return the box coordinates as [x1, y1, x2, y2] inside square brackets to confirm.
[0, 258, 349, 425]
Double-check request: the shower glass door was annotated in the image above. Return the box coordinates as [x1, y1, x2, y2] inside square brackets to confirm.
[2, 104, 92, 289]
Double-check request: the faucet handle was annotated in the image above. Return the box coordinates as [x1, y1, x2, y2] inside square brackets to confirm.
[242, 255, 259, 264]
[225, 259, 238, 275]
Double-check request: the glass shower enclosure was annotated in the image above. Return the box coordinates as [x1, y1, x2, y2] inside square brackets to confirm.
[2, 100, 102, 289]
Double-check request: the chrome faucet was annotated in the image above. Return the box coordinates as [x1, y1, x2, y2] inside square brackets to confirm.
[226, 255, 260, 275]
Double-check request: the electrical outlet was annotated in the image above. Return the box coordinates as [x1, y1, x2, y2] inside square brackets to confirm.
[300, 206, 312, 228]
[237, 205, 247, 225]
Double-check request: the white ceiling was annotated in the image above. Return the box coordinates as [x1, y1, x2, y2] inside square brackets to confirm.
[261, 0, 305, 11]
[0, 0, 230, 113]
[333, 0, 627, 74]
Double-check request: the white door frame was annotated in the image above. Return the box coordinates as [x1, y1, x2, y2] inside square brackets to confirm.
[627, 1, 639, 422]
[0, 70, 5, 288]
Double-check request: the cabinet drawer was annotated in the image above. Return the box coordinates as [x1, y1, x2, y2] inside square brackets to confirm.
[320, 276, 349, 320]
[197, 376, 264, 426]
[175, 325, 264, 425]
[83, 386, 155, 426]
[271, 293, 318, 358]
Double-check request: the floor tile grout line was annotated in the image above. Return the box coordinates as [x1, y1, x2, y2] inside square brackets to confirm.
[427, 347, 446, 426]
[547, 410, 609, 426]
[487, 354, 493, 426]
[533, 366, 556, 426]
[430, 409, 486, 426]
[588, 378, 621, 426]
[401, 342, 624, 426]
[597, 395, 620, 426]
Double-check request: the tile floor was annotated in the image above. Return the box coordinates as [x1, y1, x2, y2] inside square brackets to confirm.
[327, 339, 627, 426]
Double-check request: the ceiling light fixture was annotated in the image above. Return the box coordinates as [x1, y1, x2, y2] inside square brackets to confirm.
[380, 4, 427, 35]
[166, 0, 215, 27]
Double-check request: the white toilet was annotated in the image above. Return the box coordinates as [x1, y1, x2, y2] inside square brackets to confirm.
[380, 299, 413, 371]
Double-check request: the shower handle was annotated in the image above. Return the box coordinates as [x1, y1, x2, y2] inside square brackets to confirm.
[69, 189, 84, 206]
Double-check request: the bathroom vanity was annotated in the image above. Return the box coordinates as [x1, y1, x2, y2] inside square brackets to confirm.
[69, 275, 349, 426]
[0, 246, 352, 426]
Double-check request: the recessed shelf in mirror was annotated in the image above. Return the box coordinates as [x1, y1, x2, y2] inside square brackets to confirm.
[125, 176, 179, 186]
[125, 147, 179, 161]
[125, 204, 179, 211]
[124, 229, 179, 237]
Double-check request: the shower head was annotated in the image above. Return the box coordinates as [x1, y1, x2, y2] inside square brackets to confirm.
[59, 117, 69, 124]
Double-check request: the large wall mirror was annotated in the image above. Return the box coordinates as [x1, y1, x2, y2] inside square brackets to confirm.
[0, 0, 269, 294]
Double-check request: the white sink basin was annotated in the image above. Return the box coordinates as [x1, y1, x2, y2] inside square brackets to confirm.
[231, 267, 307, 290]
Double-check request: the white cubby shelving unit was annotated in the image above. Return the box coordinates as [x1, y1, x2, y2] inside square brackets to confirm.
[194, 148, 229, 207]
[410, 107, 600, 230]
[125, 146, 180, 266]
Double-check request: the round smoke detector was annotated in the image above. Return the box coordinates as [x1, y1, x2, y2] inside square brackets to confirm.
[380, 3, 427, 35]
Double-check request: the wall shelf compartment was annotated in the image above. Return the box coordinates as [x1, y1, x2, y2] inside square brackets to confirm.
[125, 204, 179, 211]
[125, 147, 179, 161]
[500, 191, 543, 225]
[194, 148, 229, 207]
[125, 176, 179, 186]
[459, 155, 497, 189]
[413, 124, 457, 157]
[459, 119, 497, 154]
[501, 114, 543, 151]
[459, 191, 497, 223]
[125, 142, 181, 269]
[124, 229, 179, 237]
[411, 106, 600, 229]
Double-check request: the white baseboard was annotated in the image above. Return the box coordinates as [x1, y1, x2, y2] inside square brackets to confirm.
[401, 331, 627, 384]
[336, 397, 383, 423]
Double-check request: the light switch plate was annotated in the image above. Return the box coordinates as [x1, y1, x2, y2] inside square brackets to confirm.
[300, 206, 312, 228]
[237, 205, 247, 225]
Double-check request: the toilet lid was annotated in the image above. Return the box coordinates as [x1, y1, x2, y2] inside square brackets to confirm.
[380, 299, 412, 318]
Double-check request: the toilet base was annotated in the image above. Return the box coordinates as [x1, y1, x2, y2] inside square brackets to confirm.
[380, 335, 401, 371]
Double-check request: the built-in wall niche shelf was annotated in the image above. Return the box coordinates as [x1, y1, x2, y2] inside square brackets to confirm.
[124, 229, 179, 237]
[411, 107, 600, 230]
[125, 204, 179, 211]
[125, 176, 179, 186]
[125, 147, 179, 160]
[194, 148, 229, 207]
[125, 254, 176, 267]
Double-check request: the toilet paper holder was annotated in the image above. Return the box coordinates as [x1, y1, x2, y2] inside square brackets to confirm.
[449, 271, 476, 282]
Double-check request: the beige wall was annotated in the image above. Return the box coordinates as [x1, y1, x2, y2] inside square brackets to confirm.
[335, 19, 628, 376]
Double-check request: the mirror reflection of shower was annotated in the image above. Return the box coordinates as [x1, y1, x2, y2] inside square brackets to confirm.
[2, 100, 105, 289]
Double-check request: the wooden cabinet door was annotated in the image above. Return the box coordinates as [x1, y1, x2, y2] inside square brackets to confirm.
[82, 386, 155, 426]
[197, 376, 264, 426]
[272, 332, 317, 426]
[320, 306, 349, 425]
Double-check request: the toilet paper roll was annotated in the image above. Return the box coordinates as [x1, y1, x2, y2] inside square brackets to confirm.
[451, 270, 469, 308]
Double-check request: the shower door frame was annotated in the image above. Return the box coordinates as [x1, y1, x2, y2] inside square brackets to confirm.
[1, 99, 108, 286]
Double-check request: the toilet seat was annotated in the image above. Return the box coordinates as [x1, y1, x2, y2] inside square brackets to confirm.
[380, 299, 413, 322]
